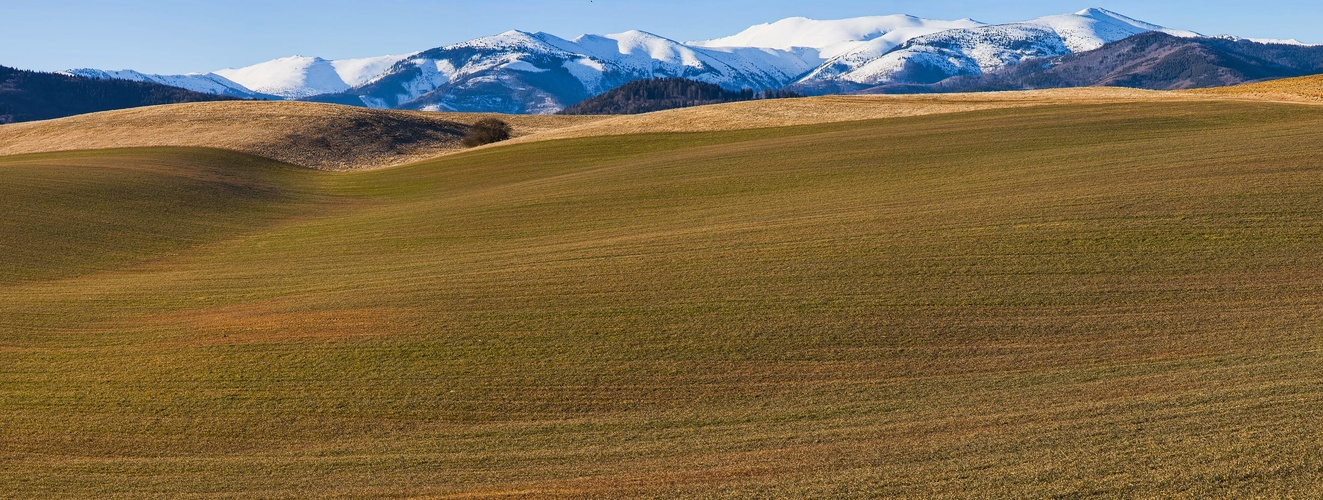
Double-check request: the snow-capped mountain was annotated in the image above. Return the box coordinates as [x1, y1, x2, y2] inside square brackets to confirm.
[796, 8, 1201, 90]
[214, 54, 411, 99]
[690, 14, 985, 59]
[66, 7, 1274, 113]
[60, 69, 266, 99]
[889, 31, 1323, 94]
[66, 54, 411, 101]
[310, 30, 821, 113]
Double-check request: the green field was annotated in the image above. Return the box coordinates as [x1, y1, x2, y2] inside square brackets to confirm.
[3, 101, 1323, 497]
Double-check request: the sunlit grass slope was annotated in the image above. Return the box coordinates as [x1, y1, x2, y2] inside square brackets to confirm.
[1191, 73, 1323, 101]
[3, 100, 1323, 497]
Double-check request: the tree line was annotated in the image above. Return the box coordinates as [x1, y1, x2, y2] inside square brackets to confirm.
[0, 65, 234, 124]
[559, 77, 802, 115]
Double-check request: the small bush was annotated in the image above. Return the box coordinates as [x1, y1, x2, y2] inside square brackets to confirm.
[462, 118, 513, 147]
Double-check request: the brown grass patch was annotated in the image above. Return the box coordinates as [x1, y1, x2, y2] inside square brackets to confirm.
[145, 302, 410, 346]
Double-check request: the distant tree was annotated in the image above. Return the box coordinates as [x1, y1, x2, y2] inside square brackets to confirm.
[758, 89, 803, 99]
[461, 118, 513, 147]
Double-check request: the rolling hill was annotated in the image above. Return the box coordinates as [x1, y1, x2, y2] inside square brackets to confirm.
[516, 87, 1194, 142]
[3, 92, 1323, 496]
[0, 101, 601, 170]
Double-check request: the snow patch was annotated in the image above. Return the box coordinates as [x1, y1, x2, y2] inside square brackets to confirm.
[802, 7, 1204, 87]
[504, 61, 548, 72]
[691, 15, 984, 59]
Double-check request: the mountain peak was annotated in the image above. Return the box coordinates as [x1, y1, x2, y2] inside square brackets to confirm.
[473, 29, 543, 45]
[610, 29, 667, 40]
[272, 55, 328, 63]
[1075, 7, 1119, 17]
[1069, 7, 1158, 29]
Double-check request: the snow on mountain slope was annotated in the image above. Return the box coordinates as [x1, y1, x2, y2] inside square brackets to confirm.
[566, 30, 819, 90]
[67, 7, 1250, 113]
[1032, 8, 1197, 52]
[67, 54, 409, 101]
[798, 7, 1203, 89]
[215, 54, 410, 99]
[331, 54, 414, 86]
[811, 23, 1071, 86]
[316, 30, 592, 112]
[316, 29, 820, 114]
[691, 15, 984, 59]
[61, 69, 263, 98]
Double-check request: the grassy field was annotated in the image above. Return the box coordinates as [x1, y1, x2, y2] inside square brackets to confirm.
[3, 99, 1323, 497]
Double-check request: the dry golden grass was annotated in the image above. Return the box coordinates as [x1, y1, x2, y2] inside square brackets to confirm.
[1188, 74, 1323, 102]
[508, 87, 1202, 144]
[0, 87, 1249, 170]
[0, 101, 602, 170]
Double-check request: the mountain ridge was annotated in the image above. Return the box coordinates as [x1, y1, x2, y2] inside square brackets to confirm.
[858, 32, 1323, 94]
[36, 8, 1323, 114]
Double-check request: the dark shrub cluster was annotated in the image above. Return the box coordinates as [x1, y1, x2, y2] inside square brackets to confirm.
[461, 118, 513, 147]
[560, 77, 802, 115]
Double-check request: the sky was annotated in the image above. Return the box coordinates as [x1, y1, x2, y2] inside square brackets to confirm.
[2, 0, 1320, 74]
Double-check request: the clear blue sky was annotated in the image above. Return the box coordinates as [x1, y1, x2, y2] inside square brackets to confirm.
[2, 0, 1319, 74]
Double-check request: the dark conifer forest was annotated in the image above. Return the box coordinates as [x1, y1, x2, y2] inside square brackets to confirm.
[0, 66, 235, 124]
[559, 77, 801, 115]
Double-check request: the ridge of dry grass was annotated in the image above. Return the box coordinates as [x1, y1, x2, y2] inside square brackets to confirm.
[1187, 74, 1323, 102]
[505, 87, 1203, 144]
[0, 101, 603, 171]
